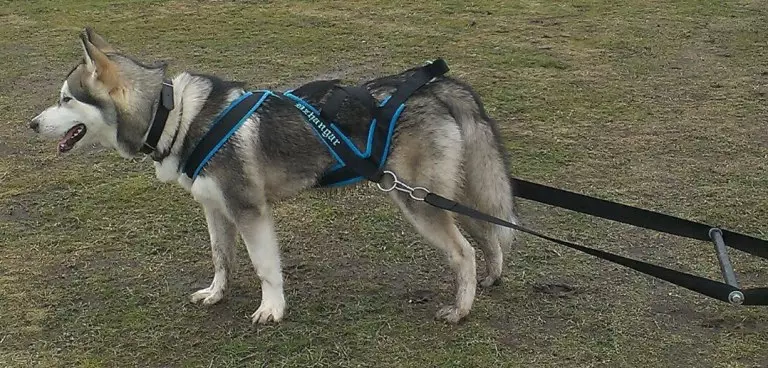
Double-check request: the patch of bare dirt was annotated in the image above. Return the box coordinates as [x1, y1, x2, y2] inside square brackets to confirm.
[0, 140, 15, 158]
[650, 300, 765, 334]
[0, 198, 33, 223]
[532, 281, 578, 298]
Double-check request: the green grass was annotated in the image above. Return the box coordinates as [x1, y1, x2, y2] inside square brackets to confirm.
[2, 0, 768, 367]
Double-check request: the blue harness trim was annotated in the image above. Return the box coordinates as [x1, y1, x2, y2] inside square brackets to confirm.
[281, 92, 406, 187]
[181, 59, 449, 187]
[327, 100, 406, 187]
[192, 92, 270, 178]
[281, 92, 347, 166]
[309, 59, 449, 187]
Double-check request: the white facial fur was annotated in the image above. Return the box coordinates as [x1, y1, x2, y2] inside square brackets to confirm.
[32, 80, 118, 152]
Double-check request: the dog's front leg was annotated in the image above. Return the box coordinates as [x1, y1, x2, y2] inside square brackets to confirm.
[191, 205, 237, 305]
[236, 206, 286, 324]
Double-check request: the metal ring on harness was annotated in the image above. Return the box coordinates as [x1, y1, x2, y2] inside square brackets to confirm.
[409, 187, 430, 201]
[376, 171, 398, 192]
[375, 170, 430, 201]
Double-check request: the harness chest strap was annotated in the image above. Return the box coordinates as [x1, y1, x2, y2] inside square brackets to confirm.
[182, 91, 272, 179]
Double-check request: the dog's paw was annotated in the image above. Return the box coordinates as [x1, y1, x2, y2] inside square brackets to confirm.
[479, 276, 501, 288]
[435, 305, 468, 324]
[190, 288, 224, 305]
[250, 299, 286, 324]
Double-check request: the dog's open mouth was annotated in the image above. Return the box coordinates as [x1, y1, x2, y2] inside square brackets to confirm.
[58, 123, 87, 153]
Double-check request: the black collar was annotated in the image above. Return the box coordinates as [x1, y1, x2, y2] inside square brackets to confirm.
[140, 79, 175, 155]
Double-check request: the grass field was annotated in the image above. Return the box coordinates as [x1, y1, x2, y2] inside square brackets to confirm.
[2, 1, 768, 367]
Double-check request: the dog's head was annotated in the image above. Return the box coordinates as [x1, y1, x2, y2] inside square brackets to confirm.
[29, 27, 167, 158]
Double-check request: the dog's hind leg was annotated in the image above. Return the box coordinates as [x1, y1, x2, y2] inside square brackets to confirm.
[235, 206, 286, 324]
[385, 120, 476, 323]
[457, 154, 517, 287]
[389, 191, 477, 323]
[191, 205, 237, 305]
[457, 121, 518, 288]
[458, 219, 504, 288]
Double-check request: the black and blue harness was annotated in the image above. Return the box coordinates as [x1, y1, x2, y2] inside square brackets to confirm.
[179, 59, 450, 187]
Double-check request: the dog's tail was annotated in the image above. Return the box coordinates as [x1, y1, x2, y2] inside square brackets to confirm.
[441, 80, 519, 252]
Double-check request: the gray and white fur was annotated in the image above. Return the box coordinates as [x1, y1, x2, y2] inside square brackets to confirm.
[29, 28, 519, 324]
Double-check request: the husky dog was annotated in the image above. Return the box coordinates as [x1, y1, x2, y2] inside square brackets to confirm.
[29, 28, 518, 324]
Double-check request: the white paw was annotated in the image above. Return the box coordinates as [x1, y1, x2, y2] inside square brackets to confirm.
[250, 298, 286, 324]
[190, 288, 224, 305]
[435, 305, 469, 324]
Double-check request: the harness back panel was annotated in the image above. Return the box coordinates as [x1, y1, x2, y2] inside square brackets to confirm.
[290, 59, 449, 187]
[181, 59, 449, 187]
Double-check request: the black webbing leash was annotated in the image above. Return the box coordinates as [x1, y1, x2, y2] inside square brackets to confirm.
[513, 178, 768, 259]
[374, 170, 768, 306]
[425, 190, 768, 306]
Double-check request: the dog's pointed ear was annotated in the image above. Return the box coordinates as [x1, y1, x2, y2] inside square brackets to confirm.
[85, 27, 117, 53]
[79, 28, 123, 92]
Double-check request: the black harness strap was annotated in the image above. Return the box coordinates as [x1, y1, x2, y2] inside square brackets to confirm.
[279, 91, 385, 183]
[141, 79, 175, 155]
[182, 91, 267, 179]
[314, 59, 450, 187]
[319, 88, 349, 123]
[314, 155, 370, 187]
[372, 59, 449, 163]
[380, 59, 450, 118]
[320, 85, 378, 124]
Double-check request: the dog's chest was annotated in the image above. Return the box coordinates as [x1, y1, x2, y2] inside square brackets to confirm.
[154, 156, 181, 183]
[187, 176, 227, 209]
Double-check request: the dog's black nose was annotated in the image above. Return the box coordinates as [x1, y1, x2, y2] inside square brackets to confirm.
[29, 118, 40, 132]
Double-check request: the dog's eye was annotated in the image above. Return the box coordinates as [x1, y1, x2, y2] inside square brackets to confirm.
[62, 97, 72, 103]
